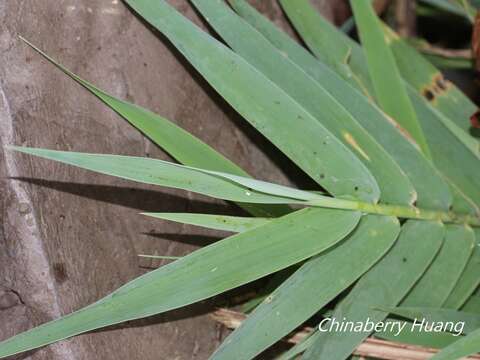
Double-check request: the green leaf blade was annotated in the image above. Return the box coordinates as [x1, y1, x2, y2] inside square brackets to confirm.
[20, 37, 289, 218]
[402, 225, 475, 307]
[125, 0, 380, 203]
[409, 89, 480, 208]
[279, 0, 373, 95]
[385, 24, 478, 136]
[278, 0, 477, 214]
[211, 214, 400, 360]
[375, 226, 475, 348]
[142, 213, 270, 232]
[351, 0, 431, 158]
[444, 229, 480, 309]
[191, 0, 415, 206]
[0, 207, 361, 359]
[431, 328, 480, 360]
[10, 147, 329, 205]
[230, 0, 453, 211]
[304, 220, 445, 360]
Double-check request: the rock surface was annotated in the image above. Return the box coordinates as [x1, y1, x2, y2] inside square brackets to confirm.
[0, 1, 344, 359]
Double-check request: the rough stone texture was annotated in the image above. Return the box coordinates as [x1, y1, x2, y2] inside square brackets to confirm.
[0, 1, 345, 359]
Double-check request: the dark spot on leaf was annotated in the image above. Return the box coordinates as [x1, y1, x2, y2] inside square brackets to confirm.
[297, 115, 303, 120]
[274, 100, 280, 105]
[402, 257, 407, 263]
[354, 186, 359, 191]
[319, 173, 325, 179]
[422, 89, 435, 101]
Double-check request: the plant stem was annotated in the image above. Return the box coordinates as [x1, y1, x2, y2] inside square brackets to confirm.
[306, 198, 480, 227]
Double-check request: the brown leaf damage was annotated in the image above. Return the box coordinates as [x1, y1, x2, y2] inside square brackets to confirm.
[421, 73, 452, 103]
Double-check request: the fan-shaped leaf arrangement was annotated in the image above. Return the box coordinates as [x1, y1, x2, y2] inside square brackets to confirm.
[2, 0, 480, 359]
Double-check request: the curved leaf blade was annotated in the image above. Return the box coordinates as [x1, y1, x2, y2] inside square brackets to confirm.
[229, 0, 452, 211]
[191, 0, 415, 206]
[431, 328, 480, 360]
[351, 0, 431, 158]
[279, 0, 479, 213]
[384, 25, 479, 140]
[142, 213, 269, 232]
[463, 296, 480, 314]
[402, 225, 475, 307]
[211, 215, 400, 360]
[409, 89, 480, 209]
[10, 147, 332, 205]
[375, 225, 475, 348]
[444, 229, 480, 309]
[303, 220, 445, 360]
[124, 0, 380, 202]
[19, 37, 289, 217]
[0, 207, 361, 358]
[279, 0, 373, 95]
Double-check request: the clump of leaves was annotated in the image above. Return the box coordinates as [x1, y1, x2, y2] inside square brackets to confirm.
[2, 0, 480, 359]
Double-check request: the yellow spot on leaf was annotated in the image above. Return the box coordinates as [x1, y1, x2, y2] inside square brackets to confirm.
[343, 132, 370, 161]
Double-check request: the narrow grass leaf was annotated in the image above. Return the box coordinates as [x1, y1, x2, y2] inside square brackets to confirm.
[422, 52, 473, 70]
[278, 1, 478, 213]
[277, 331, 318, 360]
[19, 37, 289, 217]
[230, 0, 452, 211]
[191, 0, 415, 206]
[409, 90, 480, 208]
[402, 225, 475, 307]
[351, 0, 431, 158]
[279, 0, 373, 95]
[0, 207, 361, 358]
[450, 183, 480, 216]
[374, 225, 475, 348]
[381, 26, 480, 159]
[303, 220, 445, 360]
[463, 296, 480, 314]
[211, 215, 400, 360]
[430, 328, 480, 360]
[10, 147, 333, 205]
[124, 0, 380, 202]
[379, 307, 480, 334]
[444, 229, 480, 309]
[142, 213, 270, 233]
